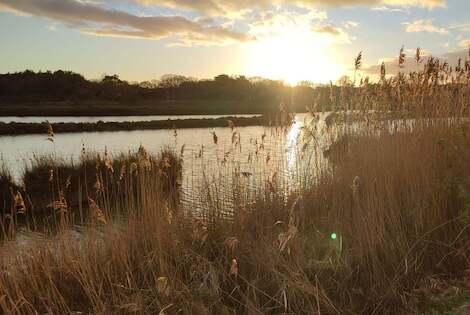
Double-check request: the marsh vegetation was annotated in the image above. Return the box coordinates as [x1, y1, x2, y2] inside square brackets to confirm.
[1, 48, 470, 314]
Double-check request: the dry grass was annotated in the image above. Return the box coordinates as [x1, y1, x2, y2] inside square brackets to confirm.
[2, 121, 470, 314]
[298, 120, 470, 313]
[1, 147, 182, 239]
[1, 48, 470, 314]
[0, 166, 19, 221]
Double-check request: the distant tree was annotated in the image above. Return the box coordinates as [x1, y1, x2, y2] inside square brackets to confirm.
[139, 81, 156, 89]
[298, 80, 316, 88]
[101, 74, 123, 84]
[158, 74, 192, 100]
[159, 74, 190, 88]
[247, 76, 267, 83]
[214, 74, 231, 83]
[0, 70, 325, 113]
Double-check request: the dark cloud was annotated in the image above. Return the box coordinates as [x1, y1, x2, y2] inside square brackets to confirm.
[137, 0, 445, 15]
[0, 0, 254, 45]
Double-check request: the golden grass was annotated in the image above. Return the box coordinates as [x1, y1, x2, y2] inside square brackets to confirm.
[1, 147, 182, 239]
[1, 48, 470, 314]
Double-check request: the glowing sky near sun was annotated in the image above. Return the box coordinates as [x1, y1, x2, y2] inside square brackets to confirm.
[0, 0, 470, 84]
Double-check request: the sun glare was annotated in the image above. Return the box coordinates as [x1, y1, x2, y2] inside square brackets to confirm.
[244, 28, 344, 85]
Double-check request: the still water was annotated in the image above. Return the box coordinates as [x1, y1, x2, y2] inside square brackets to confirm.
[0, 114, 261, 124]
[0, 114, 321, 178]
[0, 113, 334, 216]
[0, 113, 335, 257]
[0, 125, 271, 179]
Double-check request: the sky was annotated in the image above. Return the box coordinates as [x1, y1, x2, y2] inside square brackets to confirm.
[0, 0, 469, 84]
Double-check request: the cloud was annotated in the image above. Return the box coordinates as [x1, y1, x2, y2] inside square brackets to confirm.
[312, 24, 342, 36]
[0, 0, 253, 46]
[343, 21, 359, 28]
[310, 23, 353, 43]
[403, 19, 448, 34]
[244, 8, 351, 44]
[371, 6, 408, 12]
[380, 0, 444, 8]
[459, 39, 470, 48]
[450, 22, 470, 33]
[248, 8, 327, 35]
[136, 0, 445, 16]
[46, 23, 58, 32]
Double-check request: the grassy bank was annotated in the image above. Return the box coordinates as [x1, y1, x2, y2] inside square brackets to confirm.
[0, 115, 265, 135]
[2, 119, 470, 313]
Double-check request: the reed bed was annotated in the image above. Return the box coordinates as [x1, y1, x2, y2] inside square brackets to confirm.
[1, 48, 470, 314]
[1, 146, 182, 239]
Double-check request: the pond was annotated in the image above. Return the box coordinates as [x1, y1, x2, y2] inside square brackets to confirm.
[0, 113, 335, 217]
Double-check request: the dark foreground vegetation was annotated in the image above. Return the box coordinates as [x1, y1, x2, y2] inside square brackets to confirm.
[1, 49, 470, 314]
[0, 115, 265, 135]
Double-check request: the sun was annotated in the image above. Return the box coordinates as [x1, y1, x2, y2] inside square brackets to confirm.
[244, 28, 344, 85]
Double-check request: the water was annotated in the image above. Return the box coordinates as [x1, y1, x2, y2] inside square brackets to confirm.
[0, 113, 333, 257]
[0, 112, 335, 218]
[0, 114, 261, 124]
[0, 114, 319, 177]
[0, 125, 270, 179]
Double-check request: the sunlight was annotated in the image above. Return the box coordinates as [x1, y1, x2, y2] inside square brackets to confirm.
[244, 28, 344, 85]
[286, 116, 302, 169]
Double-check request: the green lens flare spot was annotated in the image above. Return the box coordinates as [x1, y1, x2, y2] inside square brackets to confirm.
[330, 233, 337, 240]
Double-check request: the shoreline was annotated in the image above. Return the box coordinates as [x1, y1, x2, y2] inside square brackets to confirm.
[0, 115, 267, 136]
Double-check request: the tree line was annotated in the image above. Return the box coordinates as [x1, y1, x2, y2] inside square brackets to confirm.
[0, 70, 340, 113]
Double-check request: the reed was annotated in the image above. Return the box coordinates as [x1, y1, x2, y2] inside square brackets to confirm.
[0, 166, 20, 234]
[0, 147, 182, 238]
[1, 47, 470, 314]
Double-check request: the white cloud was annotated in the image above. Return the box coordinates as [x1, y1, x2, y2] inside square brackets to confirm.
[450, 22, 470, 33]
[403, 19, 448, 34]
[244, 8, 351, 44]
[459, 39, 470, 48]
[381, 0, 444, 8]
[343, 21, 359, 28]
[371, 6, 408, 12]
[46, 23, 58, 32]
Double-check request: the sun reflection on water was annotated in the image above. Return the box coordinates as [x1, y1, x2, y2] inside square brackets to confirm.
[286, 116, 303, 169]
